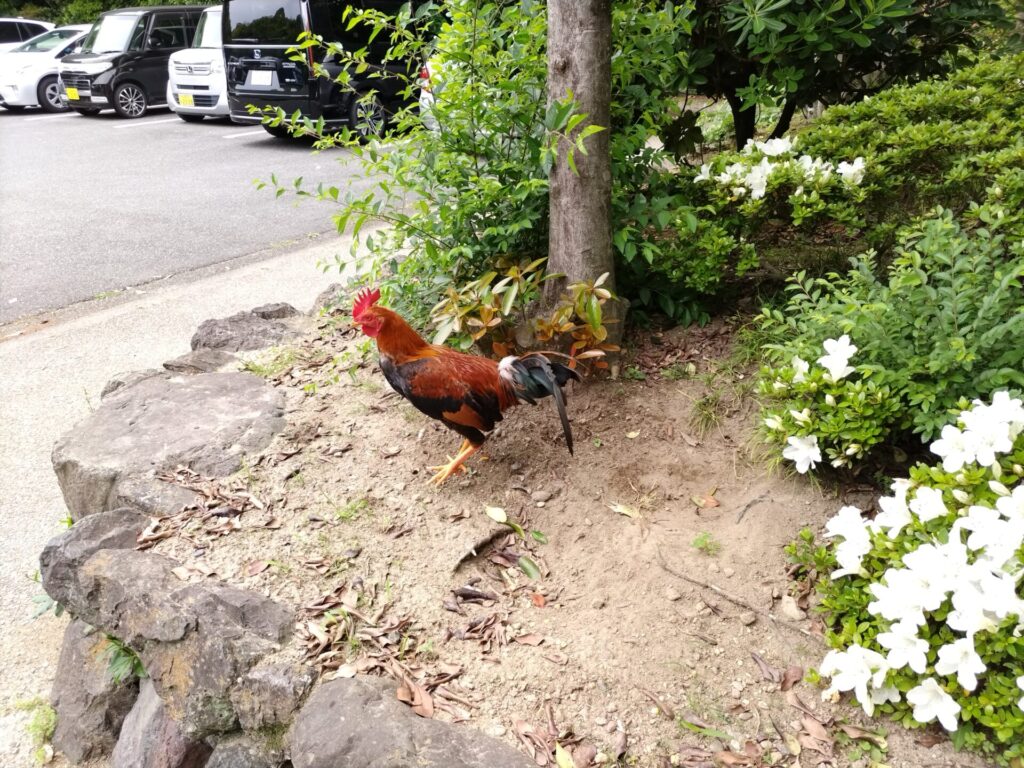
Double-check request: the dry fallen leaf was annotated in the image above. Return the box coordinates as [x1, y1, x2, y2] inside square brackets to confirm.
[691, 487, 720, 508]
[530, 592, 547, 608]
[608, 502, 640, 518]
[244, 559, 270, 577]
[396, 677, 434, 718]
[839, 724, 887, 748]
[625, 430, 641, 439]
[780, 665, 804, 691]
[751, 652, 782, 684]
[515, 633, 545, 646]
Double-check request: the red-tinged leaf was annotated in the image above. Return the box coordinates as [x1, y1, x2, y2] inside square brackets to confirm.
[245, 559, 270, 577]
[530, 592, 547, 607]
[515, 633, 545, 646]
[780, 665, 803, 691]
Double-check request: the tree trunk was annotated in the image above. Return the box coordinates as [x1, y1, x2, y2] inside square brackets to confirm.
[726, 91, 756, 150]
[545, 0, 617, 322]
[769, 97, 798, 139]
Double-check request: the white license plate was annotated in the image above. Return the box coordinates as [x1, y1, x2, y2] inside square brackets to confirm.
[250, 70, 272, 86]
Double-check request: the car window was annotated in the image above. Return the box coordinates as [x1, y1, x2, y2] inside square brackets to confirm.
[192, 8, 222, 48]
[12, 28, 80, 53]
[19, 22, 48, 39]
[226, 0, 305, 45]
[0, 20, 21, 43]
[82, 14, 143, 53]
[148, 12, 189, 49]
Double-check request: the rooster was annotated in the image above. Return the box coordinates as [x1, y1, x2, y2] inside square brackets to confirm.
[352, 287, 579, 484]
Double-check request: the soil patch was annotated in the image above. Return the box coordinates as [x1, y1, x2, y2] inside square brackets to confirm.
[146, 318, 984, 768]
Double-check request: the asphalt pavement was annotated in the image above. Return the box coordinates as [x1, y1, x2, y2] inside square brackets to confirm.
[0, 105, 372, 323]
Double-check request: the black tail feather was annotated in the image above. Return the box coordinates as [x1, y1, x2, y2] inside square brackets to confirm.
[507, 355, 579, 454]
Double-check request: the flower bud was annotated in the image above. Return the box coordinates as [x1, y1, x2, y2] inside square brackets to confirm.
[991, 461, 1002, 479]
[1014, 464, 1023, 476]
[989, 480, 1010, 497]
[951, 490, 970, 504]
[825, 394, 836, 406]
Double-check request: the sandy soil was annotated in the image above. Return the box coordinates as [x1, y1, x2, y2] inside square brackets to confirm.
[145, 316, 990, 768]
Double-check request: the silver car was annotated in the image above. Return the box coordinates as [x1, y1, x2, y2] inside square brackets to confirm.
[166, 5, 227, 121]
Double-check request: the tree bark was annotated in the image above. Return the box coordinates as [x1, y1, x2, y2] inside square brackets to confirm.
[545, 0, 617, 312]
[726, 91, 756, 150]
[769, 97, 798, 139]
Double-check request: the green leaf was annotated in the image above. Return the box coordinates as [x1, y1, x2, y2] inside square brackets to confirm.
[518, 556, 541, 580]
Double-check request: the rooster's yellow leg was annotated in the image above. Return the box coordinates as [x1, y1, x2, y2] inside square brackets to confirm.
[428, 440, 479, 485]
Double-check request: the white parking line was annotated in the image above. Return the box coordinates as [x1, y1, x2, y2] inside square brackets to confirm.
[222, 129, 267, 139]
[114, 117, 181, 129]
[25, 113, 76, 122]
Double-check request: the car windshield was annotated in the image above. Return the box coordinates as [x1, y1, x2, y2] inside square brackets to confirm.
[226, 0, 304, 45]
[12, 28, 80, 53]
[193, 8, 222, 48]
[81, 14, 142, 54]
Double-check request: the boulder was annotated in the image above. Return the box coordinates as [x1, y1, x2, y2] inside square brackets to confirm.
[290, 677, 534, 768]
[47, 547, 293, 737]
[163, 349, 238, 375]
[230, 659, 315, 731]
[101, 369, 164, 399]
[205, 733, 284, 768]
[52, 372, 285, 520]
[252, 303, 300, 320]
[311, 284, 345, 314]
[111, 679, 211, 768]
[191, 308, 305, 352]
[39, 508, 149, 604]
[50, 619, 139, 763]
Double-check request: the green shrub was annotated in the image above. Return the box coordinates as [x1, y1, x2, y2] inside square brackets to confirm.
[758, 202, 1024, 468]
[788, 394, 1024, 765]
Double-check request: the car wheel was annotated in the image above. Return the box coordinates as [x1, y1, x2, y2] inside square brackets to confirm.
[113, 82, 147, 119]
[74, 108, 101, 116]
[37, 76, 67, 113]
[262, 122, 292, 139]
[178, 113, 205, 123]
[349, 91, 387, 140]
[2, 103, 26, 112]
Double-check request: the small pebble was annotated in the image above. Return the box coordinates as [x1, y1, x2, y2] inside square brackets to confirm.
[485, 724, 506, 738]
[531, 489, 553, 503]
[739, 611, 757, 626]
[723, 567, 735, 578]
[779, 594, 807, 621]
[592, 596, 607, 609]
[665, 586, 682, 602]
[594, 753, 609, 765]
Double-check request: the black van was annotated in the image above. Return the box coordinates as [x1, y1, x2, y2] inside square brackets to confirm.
[222, 0, 413, 138]
[59, 5, 204, 118]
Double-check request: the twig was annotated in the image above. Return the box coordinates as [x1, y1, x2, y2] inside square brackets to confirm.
[735, 492, 769, 523]
[656, 548, 821, 641]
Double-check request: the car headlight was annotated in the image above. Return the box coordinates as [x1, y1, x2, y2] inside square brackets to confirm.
[75, 61, 114, 76]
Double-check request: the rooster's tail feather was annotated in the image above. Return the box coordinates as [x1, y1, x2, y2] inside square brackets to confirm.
[500, 354, 580, 454]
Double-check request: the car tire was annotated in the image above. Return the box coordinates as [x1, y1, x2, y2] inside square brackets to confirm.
[113, 82, 147, 119]
[349, 91, 387, 140]
[37, 76, 67, 113]
[2, 104, 26, 112]
[262, 122, 292, 139]
[74, 108, 101, 116]
[177, 113, 205, 123]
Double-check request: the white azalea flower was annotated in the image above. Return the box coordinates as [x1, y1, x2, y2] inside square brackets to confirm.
[971, 391, 1024, 440]
[875, 479, 913, 538]
[958, 505, 1024, 568]
[837, 156, 866, 185]
[744, 157, 774, 200]
[764, 415, 784, 431]
[783, 434, 821, 474]
[717, 162, 745, 184]
[877, 620, 929, 673]
[930, 424, 978, 473]
[909, 486, 949, 523]
[907, 678, 961, 731]
[824, 505, 871, 543]
[870, 685, 901, 707]
[695, 163, 712, 183]
[1017, 675, 1024, 712]
[789, 408, 812, 424]
[791, 356, 809, 383]
[731, 186, 748, 198]
[935, 637, 987, 691]
[820, 645, 890, 716]
[758, 137, 793, 156]
[961, 406, 1013, 466]
[817, 335, 857, 381]
[995, 486, 1024, 523]
[868, 569, 933, 627]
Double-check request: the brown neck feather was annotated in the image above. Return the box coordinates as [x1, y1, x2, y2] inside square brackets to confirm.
[375, 307, 433, 360]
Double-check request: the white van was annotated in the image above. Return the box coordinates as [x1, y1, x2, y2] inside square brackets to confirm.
[166, 4, 226, 121]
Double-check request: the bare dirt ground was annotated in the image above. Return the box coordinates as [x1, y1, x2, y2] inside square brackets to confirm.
[148, 314, 990, 768]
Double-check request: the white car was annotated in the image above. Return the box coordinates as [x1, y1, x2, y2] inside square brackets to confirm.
[0, 17, 53, 54]
[167, 4, 227, 121]
[0, 25, 90, 112]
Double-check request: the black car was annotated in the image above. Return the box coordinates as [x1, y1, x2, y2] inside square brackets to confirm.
[58, 5, 204, 118]
[223, 0, 414, 139]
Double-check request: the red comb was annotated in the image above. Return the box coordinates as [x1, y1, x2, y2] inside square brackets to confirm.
[352, 287, 381, 318]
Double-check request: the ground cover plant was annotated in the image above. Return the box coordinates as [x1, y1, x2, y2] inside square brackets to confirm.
[788, 393, 1024, 765]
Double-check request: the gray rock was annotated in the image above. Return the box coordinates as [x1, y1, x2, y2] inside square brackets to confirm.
[51, 619, 139, 764]
[311, 283, 345, 314]
[191, 310, 303, 352]
[101, 369, 164, 400]
[163, 349, 238, 374]
[779, 595, 807, 622]
[252, 303, 299, 320]
[111, 679, 212, 768]
[291, 677, 534, 768]
[48, 548, 294, 738]
[40, 508, 148, 605]
[205, 733, 283, 768]
[230, 659, 315, 730]
[52, 372, 285, 520]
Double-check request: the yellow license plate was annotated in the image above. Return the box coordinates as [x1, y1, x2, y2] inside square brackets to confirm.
[65, 87, 79, 100]
[178, 93, 194, 107]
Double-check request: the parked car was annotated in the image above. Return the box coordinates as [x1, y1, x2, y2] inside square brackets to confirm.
[0, 25, 90, 112]
[167, 5, 228, 121]
[222, 0, 415, 139]
[0, 17, 53, 54]
[58, 5, 204, 118]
